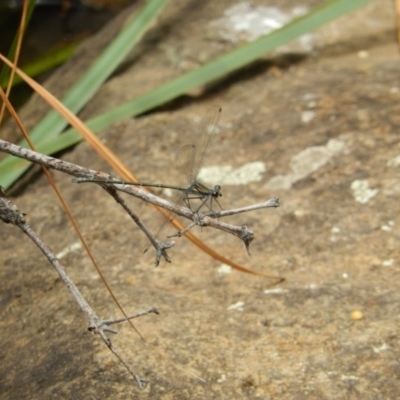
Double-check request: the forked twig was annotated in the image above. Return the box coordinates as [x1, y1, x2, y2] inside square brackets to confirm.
[0, 139, 281, 267]
[103, 185, 175, 266]
[99, 180, 279, 262]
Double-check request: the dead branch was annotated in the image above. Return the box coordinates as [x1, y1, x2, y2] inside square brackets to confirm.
[0, 139, 280, 265]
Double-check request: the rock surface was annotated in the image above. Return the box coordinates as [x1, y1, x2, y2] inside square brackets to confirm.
[1, 1, 399, 399]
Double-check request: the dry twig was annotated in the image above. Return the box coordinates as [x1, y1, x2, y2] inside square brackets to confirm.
[0, 139, 280, 266]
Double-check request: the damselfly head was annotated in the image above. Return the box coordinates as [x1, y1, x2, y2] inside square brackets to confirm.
[213, 185, 222, 197]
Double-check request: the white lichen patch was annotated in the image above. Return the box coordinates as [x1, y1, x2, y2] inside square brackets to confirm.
[381, 221, 394, 232]
[350, 179, 378, 204]
[210, 3, 311, 50]
[373, 343, 390, 353]
[387, 155, 400, 167]
[382, 259, 395, 267]
[217, 374, 227, 383]
[301, 110, 316, 123]
[198, 161, 266, 186]
[218, 264, 232, 275]
[264, 288, 287, 295]
[266, 139, 345, 190]
[227, 301, 245, 311]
